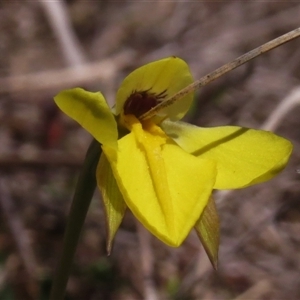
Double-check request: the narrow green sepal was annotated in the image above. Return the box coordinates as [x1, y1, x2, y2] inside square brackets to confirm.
[194, 197, 220, 270]
[49, 139, 101, 300]
[97, 153, 127, 254]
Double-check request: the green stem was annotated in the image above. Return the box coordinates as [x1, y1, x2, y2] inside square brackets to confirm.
[49, 139, 101, 300]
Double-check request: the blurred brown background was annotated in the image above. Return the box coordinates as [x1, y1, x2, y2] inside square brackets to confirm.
[0, 1, 300, 299]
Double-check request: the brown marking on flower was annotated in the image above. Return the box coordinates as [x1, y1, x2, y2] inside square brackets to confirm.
[123, 89, 167, 117]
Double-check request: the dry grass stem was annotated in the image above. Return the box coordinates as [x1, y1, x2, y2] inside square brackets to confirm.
[141, 27, 300, 120]
[262, 86, 300, 131]
[39, 0, 86, 67]
[0, 51, 134, 95]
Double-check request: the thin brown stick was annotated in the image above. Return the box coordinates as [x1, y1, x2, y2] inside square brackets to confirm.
[261, 86, 300, 131]
[0, 51, 134, 94]
[39, 0, 87, 67]
[140, 27, 300, 120]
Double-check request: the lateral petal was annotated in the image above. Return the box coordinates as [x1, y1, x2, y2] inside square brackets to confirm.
[54, 88, 118, 148]
[161, 121, 293, 189]
[96, 153, 127, 254]
[102, 122, 216, 247]
[115, 57, 194, 121]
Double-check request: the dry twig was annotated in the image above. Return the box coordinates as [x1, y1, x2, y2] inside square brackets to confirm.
[0, 51, 134, 95]
[39, 0, 86, 67]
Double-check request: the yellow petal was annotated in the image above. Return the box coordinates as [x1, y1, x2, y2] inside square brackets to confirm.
[102, 120, 216, 247]
[54, 88, 118, 148]
[97, 153, 127, 254]
[194, 196, 219, 270]
[115, 57, 194, 121]
[161, 121, 293, 189]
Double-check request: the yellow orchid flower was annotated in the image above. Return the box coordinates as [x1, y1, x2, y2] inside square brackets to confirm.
[54, 57, 292, 264]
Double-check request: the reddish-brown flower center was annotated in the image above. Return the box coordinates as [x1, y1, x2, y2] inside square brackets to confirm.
[123, 89, 167, 118]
